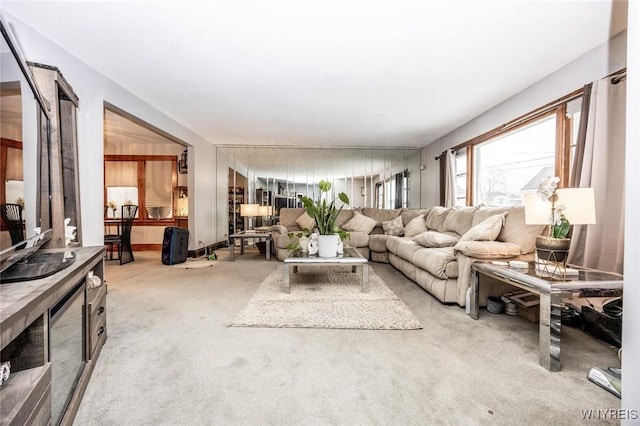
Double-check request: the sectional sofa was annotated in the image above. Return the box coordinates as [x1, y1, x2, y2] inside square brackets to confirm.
[270, 206, 544, 307]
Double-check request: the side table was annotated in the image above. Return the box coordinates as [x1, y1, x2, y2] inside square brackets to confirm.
[229, 231, 272, 261]
[469, 261, 623, 371]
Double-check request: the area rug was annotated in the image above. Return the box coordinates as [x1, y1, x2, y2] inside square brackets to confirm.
[229, 265, 422, 330]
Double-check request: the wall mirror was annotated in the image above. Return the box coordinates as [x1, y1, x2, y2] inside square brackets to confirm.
[217, 146, 421, 234]
[0, 19, 51, 251]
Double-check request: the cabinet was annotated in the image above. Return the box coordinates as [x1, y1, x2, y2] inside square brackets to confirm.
[0, 247, 107, 426]
[228, 187, 244, 235]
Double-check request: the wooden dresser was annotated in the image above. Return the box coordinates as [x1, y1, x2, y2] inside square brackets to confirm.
[0, 246, 107, 425]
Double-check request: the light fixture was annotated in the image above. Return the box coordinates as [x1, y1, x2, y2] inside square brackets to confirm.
[178, 149, 188, 174]
[258, 205, 273, 216]
[240, 204, 260, 230]
[524, 187, 596, 274]
[524, 188, 596, 226]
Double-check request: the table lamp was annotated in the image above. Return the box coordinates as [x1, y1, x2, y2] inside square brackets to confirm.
[240, 204, 260, 231]
[524, 187, 596, 269]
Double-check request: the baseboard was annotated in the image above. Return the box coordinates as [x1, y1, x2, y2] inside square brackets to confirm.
[132, 242, 228, 258]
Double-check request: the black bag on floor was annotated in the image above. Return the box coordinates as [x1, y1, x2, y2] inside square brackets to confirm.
[581, 298, 622, 347]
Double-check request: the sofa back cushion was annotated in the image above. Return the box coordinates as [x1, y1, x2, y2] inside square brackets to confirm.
[473, 205, 544, 254]
[382, 215, 404, 236]
[459, 212, 507, 242]
[279, 208, 305, 231]
[343, 211, 378, 234]
[403, 214, 427, 237]
[400, 208, 431, 226]
[442, 206, 478, 235]
[425, 206, 451, 231]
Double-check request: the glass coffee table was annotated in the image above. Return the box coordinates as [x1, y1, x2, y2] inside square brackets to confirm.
[283, 247, 368, 294]
[469, 261, 623, 371]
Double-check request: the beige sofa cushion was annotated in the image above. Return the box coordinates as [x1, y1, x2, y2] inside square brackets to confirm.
[442, 206, 478, 235]
[413, 231, 459, 248]
[362, 208, 401, 224]
[382, 215, 404, 236]
[497, 206, 545, 254]
[453, 240, 522, 259]
[295, 211, 315, 231]
[425, 206, 451, 231]
[345, 231, 369, 248]
[369, 234, 391, 252]
[412, 247, 458, 279]
[279, 208, 305, 231]
[342, 211, 377, 234]
[401, 208, 430, 226]
[459, 212, 507, 242]
[403, 214, 427, 237]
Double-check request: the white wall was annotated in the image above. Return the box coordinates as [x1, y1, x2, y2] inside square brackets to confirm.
[622, 0, 639, 419]
[2, 11, 220, 250]
[421, 30, 627, 208]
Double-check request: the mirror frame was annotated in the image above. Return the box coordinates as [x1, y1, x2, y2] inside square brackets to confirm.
[1, 18, 52, 249]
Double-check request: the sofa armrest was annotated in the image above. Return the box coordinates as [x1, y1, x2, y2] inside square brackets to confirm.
[453, 240, 522, 259]
[270, 224, 289, 237]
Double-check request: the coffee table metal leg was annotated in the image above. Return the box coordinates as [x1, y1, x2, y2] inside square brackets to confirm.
[283, 264, 290, 293]
[539, 291, 562, 371]
[229, 238, 235, 261]
[266, 238, 271, 261]
[469, 269, 480, 319]
[362, 264, 368, 293]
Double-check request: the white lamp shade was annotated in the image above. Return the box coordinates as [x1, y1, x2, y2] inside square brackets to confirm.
[556, 188, 596, 225]
[258, 205, 273, 216]
[240, 204, 260, 217]
[524, 188, 596, 225]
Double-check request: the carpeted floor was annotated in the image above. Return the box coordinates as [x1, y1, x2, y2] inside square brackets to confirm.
[229, 265, 422, 329]
[74, 249, 621, 425]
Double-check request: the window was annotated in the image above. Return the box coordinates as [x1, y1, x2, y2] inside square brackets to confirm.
[104, 155, 178, 220]
[474, 115, 556, 206]
[450, 92, 583, 207]
[375, 170, 409, 209]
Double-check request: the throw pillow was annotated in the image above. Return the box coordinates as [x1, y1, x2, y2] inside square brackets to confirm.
[453, 241, 522, 259]
[413, 231, 459, 248]
[459, 213, 507, 242]
[382, 215, 404, 236]
[403, 214, 427, 238]
[295, 212, 315, 231]
[342, 211, 377, 234]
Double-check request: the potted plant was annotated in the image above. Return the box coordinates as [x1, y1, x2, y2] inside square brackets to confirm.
[535, 176, 571, 262]
[301, 180, 349, 257]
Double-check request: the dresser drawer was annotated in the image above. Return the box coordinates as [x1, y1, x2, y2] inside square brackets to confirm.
[87, 285, 107, 359]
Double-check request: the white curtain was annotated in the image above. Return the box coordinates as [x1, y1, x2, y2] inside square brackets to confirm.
[569, 76, 626, 273]
[444, 150, 457, 207]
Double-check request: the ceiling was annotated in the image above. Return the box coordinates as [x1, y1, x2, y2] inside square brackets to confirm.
[2, 0, 628, 148]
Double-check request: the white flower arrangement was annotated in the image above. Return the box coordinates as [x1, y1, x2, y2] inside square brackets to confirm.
[536, 176, 570, 239]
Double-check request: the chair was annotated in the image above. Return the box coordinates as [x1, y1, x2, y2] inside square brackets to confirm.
[1, 203, 25, 245]
[104, 204, 138, 265]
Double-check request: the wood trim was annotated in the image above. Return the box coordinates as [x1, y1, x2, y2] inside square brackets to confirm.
[453, 88, 584, 152]
[466, 146, 474, 206]
[137, 161, 146, 217]
[1, 138, 23, 149]
[132, 243, 162, 251]
[555, 104, 571, 188]
[104, 155, 176, 162]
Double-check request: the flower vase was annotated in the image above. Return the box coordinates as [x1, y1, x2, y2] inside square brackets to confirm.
[298, 236, 310, 253]
[112, 208, 117, 218]
[317, 234, 339, 258]
[535, 236, 570, 263]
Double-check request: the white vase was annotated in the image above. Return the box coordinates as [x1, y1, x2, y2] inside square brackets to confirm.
[317, 234, 339, 258]
[298, 236, 310, 252]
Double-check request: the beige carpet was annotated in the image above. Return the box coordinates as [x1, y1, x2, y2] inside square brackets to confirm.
[230, 264, 423, 329]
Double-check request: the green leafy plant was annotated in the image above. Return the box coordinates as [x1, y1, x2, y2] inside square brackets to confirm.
[301, 180, 350, 235]
[284, 232, 302, 252]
